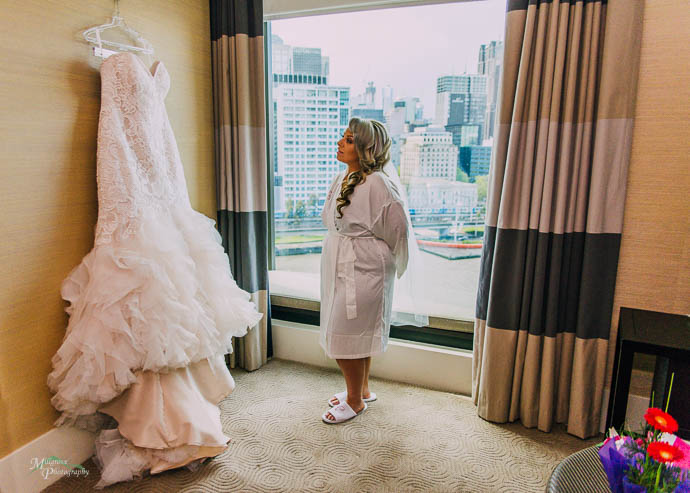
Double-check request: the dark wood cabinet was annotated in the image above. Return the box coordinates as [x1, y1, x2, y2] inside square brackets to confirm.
[607, 308, 690, 439]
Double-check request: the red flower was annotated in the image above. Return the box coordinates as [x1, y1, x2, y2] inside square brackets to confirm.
[644, 408, 679, 433]
[647, 442, 684, 463]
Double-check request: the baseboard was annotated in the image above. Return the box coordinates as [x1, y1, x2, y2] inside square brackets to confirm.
[0, 424, 95, 493]
[271, 319, 474, 395]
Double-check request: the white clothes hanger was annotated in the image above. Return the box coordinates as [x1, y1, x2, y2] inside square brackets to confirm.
[82, 0, 154, 59]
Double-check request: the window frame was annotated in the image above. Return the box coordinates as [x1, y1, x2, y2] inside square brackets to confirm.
[264, 0, 478, 22]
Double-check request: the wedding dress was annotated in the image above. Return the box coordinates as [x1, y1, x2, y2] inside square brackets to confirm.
[47, 52, 263, 488]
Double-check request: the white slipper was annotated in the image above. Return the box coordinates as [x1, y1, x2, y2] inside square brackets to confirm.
[322, 401, 368, 424]
[328, 391, 377, 407]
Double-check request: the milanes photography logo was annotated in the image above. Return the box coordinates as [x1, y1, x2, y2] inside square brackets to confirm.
[30, 455, 89, 480]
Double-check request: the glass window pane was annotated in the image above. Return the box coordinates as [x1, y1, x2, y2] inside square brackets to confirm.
[268, 1, 505, 322]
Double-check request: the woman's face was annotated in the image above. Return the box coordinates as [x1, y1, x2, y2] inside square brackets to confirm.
[336, 128, 359, 168]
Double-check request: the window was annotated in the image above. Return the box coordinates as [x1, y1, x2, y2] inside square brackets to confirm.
[339, 109, 349, 126]
[267, 1, 505, 335]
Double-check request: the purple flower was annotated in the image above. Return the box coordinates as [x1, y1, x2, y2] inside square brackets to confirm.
[676, 478, 690, 493]
[631, 453, 645, 473]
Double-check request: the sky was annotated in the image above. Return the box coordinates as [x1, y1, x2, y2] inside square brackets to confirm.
[271, 0, 506, 120]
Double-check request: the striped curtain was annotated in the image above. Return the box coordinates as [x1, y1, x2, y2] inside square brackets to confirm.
[210, 0, 271, 371]
[473, 0, 644, 439]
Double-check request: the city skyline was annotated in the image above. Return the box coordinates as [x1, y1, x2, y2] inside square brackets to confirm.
[270, 32, 500, 217]
[271, 0, 506, 120]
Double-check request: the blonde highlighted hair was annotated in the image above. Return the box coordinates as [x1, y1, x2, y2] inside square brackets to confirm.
[336, 118, 392, 218]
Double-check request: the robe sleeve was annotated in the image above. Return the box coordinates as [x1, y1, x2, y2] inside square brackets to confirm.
[371, 198, 410, 279]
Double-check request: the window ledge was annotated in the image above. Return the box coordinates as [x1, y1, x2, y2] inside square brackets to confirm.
[270, 293, 475, 334]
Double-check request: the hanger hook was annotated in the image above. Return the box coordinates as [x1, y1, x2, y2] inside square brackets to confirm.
[115, 0, 120, 18]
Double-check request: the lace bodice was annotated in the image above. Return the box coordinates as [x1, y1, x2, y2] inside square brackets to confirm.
[94, 52, 191, 245]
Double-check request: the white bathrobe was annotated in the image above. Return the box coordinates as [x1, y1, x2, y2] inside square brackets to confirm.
[319, 169, 410, 359]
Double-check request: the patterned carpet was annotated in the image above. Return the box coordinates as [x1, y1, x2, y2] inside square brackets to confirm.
[45, 359, 601, 492]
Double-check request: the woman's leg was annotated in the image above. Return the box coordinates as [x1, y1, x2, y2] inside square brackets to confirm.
[362, 357, 372, 399]
[325, 358, 366, 420]
[330, 356, 373, 405]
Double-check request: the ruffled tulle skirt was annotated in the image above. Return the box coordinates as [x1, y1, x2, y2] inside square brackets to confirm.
[47, 203, 263, 487]
[93, 354, 235, 489]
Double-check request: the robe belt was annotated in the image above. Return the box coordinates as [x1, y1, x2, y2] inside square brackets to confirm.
[336, 236, 358, 320]
[334, 232, 375, 320]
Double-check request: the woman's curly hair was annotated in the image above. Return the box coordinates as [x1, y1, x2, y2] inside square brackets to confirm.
[336, 118, 392, 218]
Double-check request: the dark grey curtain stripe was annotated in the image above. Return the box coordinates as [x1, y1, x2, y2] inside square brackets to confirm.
[217, 210, 268, 293]
[575, 232, 622, 339]
[210, 0, 263, 39]
[507, 0, 608, 12]
[477, 227, 620, 338]
[475, 225, 497, 322]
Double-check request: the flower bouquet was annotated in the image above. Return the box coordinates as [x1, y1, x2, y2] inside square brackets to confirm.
[599, 374, 690, 492]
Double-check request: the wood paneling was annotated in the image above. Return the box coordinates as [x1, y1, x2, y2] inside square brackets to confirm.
[608, 0, 690, 384]
[0, 0, 213, 458]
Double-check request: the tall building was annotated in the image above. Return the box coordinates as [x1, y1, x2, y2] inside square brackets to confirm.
[402, 97, 424, 123]
[381, 85, 393, 115]
[271, 35, 329, 84]
[385, 98, 426, 169]
[433, 74, 488, 181]
[434, 75, 487, 127]
[292, 47, 323, 76]
[272, 35, 292, 74]
[272, 36, 347, 214]
[350, 82, 385, 130]
[351, 108, 384, 121]
[399, 126, 458, 184]
[351, 81, 373, 109]
[351, 81, 382, 118]
[274, 85, 350, 212]
[459, 144, 492, 178]
[387, 101, 408, 136]
[478, 40, 504, 141]
[365, 82, 376, 108]
[447, 92, 486, 128]
[445, 91, 484, 149]
[434, 75, 487, 154]
[389, 136, 404, 169]
[447, 124, 481, 148]
[385, 97, 423, 136]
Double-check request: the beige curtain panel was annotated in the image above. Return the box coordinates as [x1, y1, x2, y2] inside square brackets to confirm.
[210, 0, 271, 371]
[473, 0, 644, 439]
